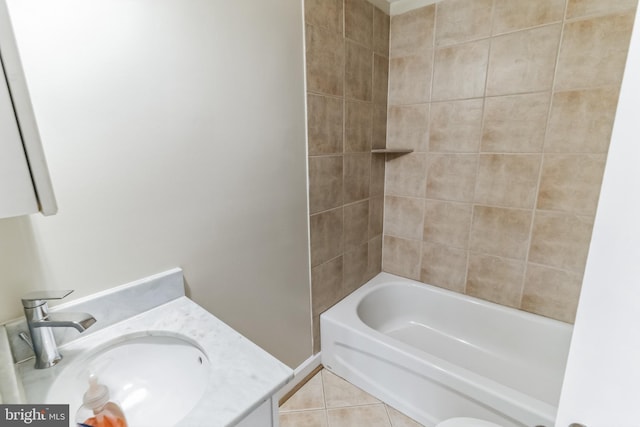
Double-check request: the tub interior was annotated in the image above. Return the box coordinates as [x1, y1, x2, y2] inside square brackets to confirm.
[356, 282, 572, 406]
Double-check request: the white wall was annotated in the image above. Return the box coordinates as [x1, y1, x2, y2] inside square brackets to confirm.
[556, 5, 640, 426]
[0, 0, 312, 368]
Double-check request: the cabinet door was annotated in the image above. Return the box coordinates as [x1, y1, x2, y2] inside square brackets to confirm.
[0, 57, 38, 218]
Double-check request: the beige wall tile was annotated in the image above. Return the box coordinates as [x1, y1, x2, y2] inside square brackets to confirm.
[389, 54, 433, 105]
[280, 409, 328, 427]
[466, 254, 525, 308]
[327, 405, 391, 427]
[384, 196, 425, 240]
[430, 99, 483, 153]
[481, 92, 550, 153]
[306, 24, 344, 96]
[487, 24, 561, 96]
[555, 12, 636, 91]
[387, 104, 430, 152]
[370, 154, 386, 197]
[310, 208, 344, 267]
[382, 235, 422, 280]
[309, 155, 343, 214]
[545, 87, 620, 153]
[421, 242, 468, 292]
[305, 0, 343, 34]
[311, 256, 344, 316]
[344, 153, 371, 203]
[432, 39, 490, 101]
[336, 0, 634, 324]
[323, 370, 381, 408]
[470, 205, 533, 260]
[528, 210, 594, 272]
[308, 95, 344, 156]
[385, 152, 428, 197]
[367, 235, 383, 280]
[373, 8, 390, 57]
[474, 154, 541, 208]
[493, 0, 565, 34]
[372, 104, 388, 150]
[345, 101, 373, 153]
[522, 263, 582, 323]
[566, 0, 638, 19]
[426, 154, 478, 202]
[312, 0, 625, 321]
[390, 5, 435, 57]
[537, 154, 606, 215]
[345, 0, 373, 47]
[344, 242, 369, 293]
[423, 200, 472, 249]
[373, 54, 389, 105]
[345, 200, 370, 251]
[369, 196, 384, 238]
[345, 41, 373, 101]
[435, 0, 493, 46]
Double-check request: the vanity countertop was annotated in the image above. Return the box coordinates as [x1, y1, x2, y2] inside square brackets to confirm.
[0, 269, 293, 426]
[0, 326, 21, 404]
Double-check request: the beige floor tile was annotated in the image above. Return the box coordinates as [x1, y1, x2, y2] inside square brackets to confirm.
[280, 369, 422, 427]
[322, 370, 380, 408]
[327, 404, 391, 427]
[280, 409, 329, 427]
[386, 405, 425, 427]
[281, 371, 325, 412]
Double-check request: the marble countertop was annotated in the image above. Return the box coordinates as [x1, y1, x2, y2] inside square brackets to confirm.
[0, 269, 293, 426]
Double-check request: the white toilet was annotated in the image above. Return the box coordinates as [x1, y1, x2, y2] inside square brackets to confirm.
[436, 417, 504, 427]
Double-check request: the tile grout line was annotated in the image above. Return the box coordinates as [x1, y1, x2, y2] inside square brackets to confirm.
[281, 368, 427, 426]
[340, 0, 347, 309]
[383, 402, 395, 427]
[310, 82, 624, 106]
[279, 408, 326, 414]
[518, 0, 572, 308]
[461, 0, 497, 295]
[418, 1, 438, 288]
[320, 368, 328, 411]
[381, 8, 392, 275]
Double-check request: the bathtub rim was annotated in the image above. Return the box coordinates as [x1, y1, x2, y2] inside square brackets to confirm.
[351, 273, 574, 332]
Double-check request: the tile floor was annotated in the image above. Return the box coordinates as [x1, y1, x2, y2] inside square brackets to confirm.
[279, 368, 425, 427]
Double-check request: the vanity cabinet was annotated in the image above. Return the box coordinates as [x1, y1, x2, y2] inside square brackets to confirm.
[0, 0, 56, 218]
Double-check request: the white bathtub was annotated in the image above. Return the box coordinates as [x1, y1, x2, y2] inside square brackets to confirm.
[320, 273, 573, 427]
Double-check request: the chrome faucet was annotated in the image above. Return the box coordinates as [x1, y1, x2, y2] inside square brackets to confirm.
[20, 290, 96, 369]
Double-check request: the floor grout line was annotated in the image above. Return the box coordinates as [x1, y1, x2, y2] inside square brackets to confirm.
[280, 368, 424, 427]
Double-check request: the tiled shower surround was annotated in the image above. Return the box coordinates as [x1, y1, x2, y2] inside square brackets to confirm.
[306, 0, 637, 351]
[306, 0, 389, 351]
[383, 0, 637, 323]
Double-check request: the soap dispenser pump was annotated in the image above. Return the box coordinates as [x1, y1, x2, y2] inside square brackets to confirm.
[76, 374, 128, 427]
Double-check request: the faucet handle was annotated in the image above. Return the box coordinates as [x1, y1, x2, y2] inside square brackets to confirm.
[21, 290, 74, 309]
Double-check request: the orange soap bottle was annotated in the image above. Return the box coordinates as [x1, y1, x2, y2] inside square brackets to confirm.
[75, 374, 128, 427]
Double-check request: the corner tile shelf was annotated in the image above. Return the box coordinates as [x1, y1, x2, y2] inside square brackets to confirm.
[371, 149, 413, 154]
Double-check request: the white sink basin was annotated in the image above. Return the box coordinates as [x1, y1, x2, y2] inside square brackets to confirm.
[45, 333, 210, 426]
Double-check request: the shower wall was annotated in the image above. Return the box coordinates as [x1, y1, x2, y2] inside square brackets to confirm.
[305, 0, 390, 351]
[383, 0, 637, 323]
